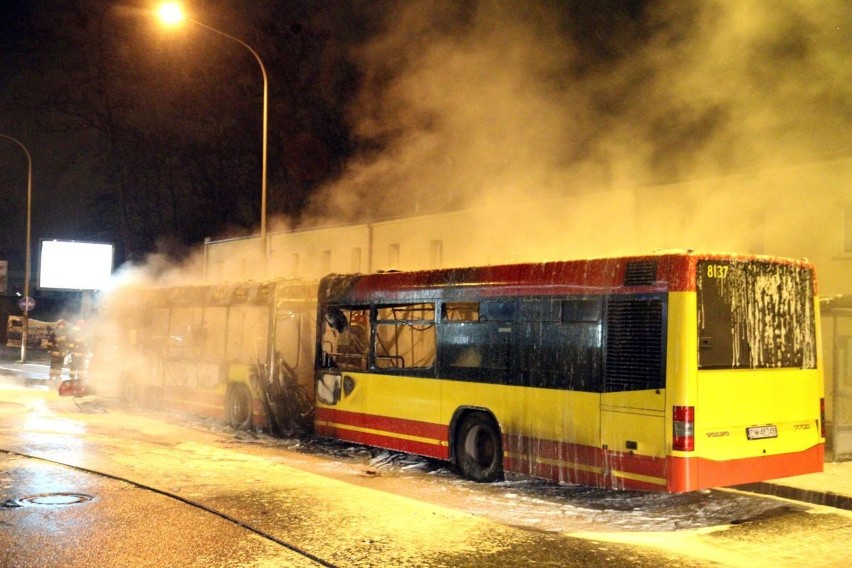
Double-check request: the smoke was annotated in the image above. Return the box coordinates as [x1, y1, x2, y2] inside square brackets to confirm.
[92, 0, 850, 283]
[308, 1, 592, 220]
[305, 0, 850, 224]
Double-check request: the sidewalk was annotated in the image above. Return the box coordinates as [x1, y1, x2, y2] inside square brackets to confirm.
[735, 461, 852, 511]
[0, 344, 850, 511]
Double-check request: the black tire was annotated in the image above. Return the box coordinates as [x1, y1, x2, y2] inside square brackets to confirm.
[227, 384, 253, 430]
[120, 373, 139, 405]
[454, 412, 503, 483]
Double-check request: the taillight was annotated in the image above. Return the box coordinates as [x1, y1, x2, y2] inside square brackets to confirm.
[673, 405, 695, 452]
[820, 398, 826, 439]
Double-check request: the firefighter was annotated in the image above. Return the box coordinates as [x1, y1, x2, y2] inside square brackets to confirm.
[46, 319, 68, 386]
[68, 320, 89, 382]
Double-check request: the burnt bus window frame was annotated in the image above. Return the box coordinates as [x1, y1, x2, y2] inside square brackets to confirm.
[319, 304, 371, 371]
[696, 260, 817, 370]
[373, 302, 437, 375]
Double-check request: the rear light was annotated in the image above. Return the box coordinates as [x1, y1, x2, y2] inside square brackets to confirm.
[673, 405, 695, 452]
[820, 398, 826, 439]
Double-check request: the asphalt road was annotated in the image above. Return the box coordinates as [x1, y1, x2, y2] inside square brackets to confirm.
[1, 366, 852, 567]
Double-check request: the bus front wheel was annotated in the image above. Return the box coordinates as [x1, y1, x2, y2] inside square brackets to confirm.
[455, 412, 503, 483]
[227, 384, 253, 430]
[120, 372, 139, 405]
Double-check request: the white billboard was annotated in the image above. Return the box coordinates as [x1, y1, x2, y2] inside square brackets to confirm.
[38, 240, 114, 291]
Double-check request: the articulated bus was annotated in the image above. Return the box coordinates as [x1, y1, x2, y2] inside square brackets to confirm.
[95, 252, 824, 492]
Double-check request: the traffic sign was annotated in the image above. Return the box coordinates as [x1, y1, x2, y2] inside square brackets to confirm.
[18, 296, 35, 312]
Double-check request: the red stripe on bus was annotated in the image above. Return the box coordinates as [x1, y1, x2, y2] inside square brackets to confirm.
[667, 443, 825, 492]
[505, 435, 668, 489]
[316, 409, 823, 492]
[315, 425, 448, 460]
[315, 408, 450, 459]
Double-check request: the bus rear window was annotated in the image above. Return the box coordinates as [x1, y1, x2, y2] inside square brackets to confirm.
[697, 260, 816, 369]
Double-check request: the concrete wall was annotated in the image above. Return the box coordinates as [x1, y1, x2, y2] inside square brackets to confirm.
[206, 157, 851, 298]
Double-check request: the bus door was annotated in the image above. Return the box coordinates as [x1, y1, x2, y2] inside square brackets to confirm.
[599, 294, 668, 490]
[273, 285, 317, 395]
[315, 305, 370, 436]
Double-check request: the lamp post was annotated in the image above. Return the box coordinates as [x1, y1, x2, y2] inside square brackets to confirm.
[157, 3, 268, 266]
[0, 134, 33, 363]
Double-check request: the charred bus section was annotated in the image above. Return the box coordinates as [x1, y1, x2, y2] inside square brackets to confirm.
[92, 280, 317, 434]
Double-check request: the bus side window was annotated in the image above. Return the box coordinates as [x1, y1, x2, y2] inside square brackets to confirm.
[374, 303, 436, 371]
[517, 297, 603, 391]
[441, 300, 514, 383]
[443, 302, 482, 369]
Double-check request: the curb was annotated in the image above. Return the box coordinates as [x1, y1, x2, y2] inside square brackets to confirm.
[735, 482, 852, 512]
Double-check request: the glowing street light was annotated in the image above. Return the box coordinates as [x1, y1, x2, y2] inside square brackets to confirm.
[0, 134, 33, 363]
[157, 2, 269, 263]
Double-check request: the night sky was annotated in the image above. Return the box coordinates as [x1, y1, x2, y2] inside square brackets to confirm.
[1, 0, 849, 289]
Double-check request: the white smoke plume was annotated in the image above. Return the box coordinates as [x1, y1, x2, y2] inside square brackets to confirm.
[305, 0, 850, 224]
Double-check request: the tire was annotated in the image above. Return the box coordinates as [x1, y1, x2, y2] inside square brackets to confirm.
[227, 384, 253, 430]
[120, 373, 139, 405]
[454, 412, 504, 483]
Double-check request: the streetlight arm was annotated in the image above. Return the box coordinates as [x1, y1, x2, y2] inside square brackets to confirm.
[188, 19, 269, 259]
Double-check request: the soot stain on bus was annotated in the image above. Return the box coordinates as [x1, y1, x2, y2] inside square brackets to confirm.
[89, 252, 825, 495]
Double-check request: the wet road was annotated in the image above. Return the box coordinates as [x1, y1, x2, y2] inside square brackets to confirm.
[1, 453, 320, 568]
[1, 381, 851, 567]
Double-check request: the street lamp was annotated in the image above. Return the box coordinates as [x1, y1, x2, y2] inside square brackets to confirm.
[157, 2, 269, 264]
[0, 134, 33, 363]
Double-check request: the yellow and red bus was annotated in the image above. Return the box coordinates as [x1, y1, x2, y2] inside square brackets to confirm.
[314, 252, 824, 492]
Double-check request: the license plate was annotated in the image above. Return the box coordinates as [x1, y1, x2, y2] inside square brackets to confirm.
[746, 425, 778, 440]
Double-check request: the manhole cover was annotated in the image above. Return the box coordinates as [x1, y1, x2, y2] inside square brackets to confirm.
[16, 493, 95, 506]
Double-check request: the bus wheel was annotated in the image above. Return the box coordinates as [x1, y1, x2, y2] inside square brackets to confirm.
[227, 385, 253, 430]
[455, 412, 503, 483]
[120, 373, 139, 404]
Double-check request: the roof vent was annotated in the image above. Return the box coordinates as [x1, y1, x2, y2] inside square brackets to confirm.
[624, 261, 657, 286]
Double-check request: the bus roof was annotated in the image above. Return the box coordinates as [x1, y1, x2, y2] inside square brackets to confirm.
[319, 252, 815, 303]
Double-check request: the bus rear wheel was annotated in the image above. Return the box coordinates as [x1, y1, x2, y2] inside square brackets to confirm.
[227, 384, 253, 431]
[455, 412, 503, 483]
